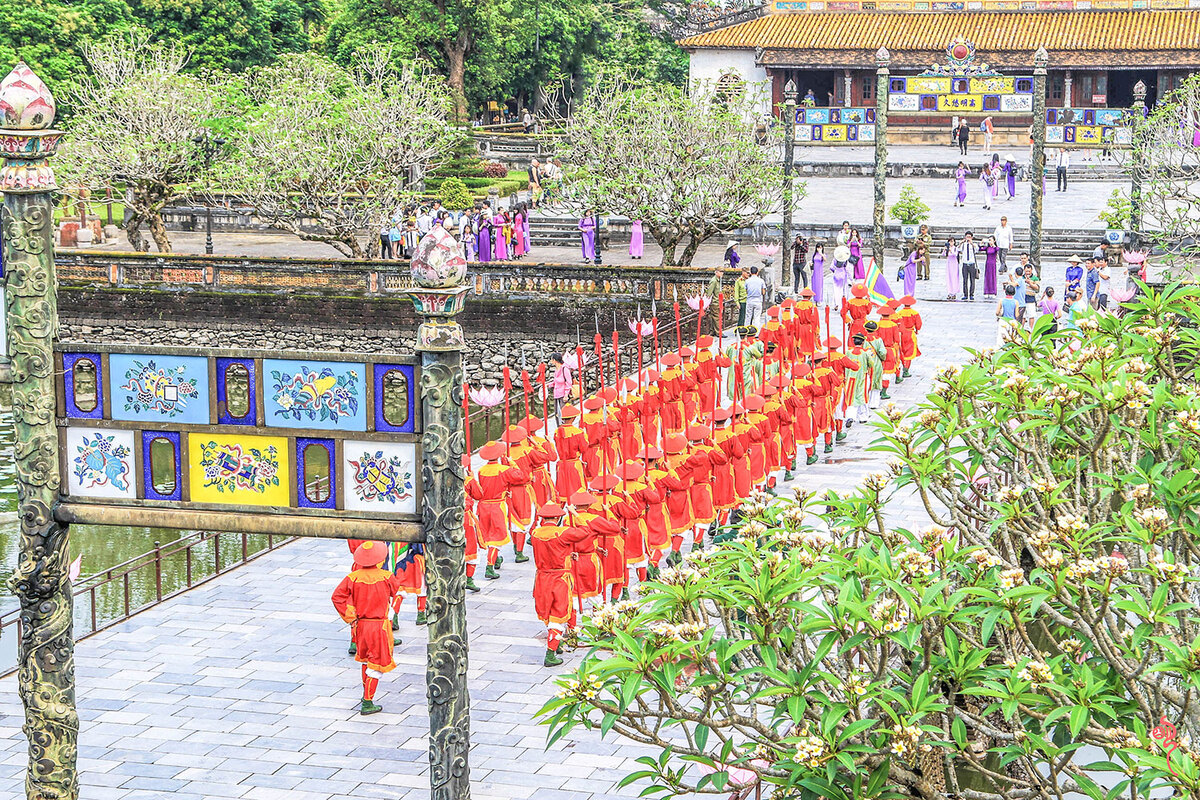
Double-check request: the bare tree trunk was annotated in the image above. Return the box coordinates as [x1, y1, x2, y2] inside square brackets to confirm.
[656, 235, 680, 267]
[124, 209, 150, 252]
[445, 43, 468, 123]
[147, 210, 172, 253]
[679, 232, 711, 267]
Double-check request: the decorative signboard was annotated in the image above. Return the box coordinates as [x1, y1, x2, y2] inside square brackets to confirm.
[770, 0, 1166, 11]
[887, 38, 1033, 114]
[57, 345, 422, 522]
[888, 74, 1035, 113]
[794, 107, 876, 143]
[1045, 107, 1135, 148]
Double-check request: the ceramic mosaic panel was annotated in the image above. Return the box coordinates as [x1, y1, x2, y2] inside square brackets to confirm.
[263, 358, 367, 431]
[66, 428, 137, 500]
[373, 364, 416, 433]
[296, 437, 337, 510]
[142, 430, 182, 502]
[342, 440, 418, 514]
[109, 353, 210, 425]
[188, 433, 291, 507]
[62, 352, 104, 419]
[216, 357, 257, 426]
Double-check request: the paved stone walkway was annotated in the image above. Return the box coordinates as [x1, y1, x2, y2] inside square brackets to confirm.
[0, 296, 998, 800]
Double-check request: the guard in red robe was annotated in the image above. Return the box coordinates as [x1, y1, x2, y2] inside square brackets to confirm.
[521, 415, 558, 509]
[711, 409, 741, 513]
[684, 424, 721, 546]
[793, 288, 819, 359]
[588, 473, 627, 602]
[843, 283, 873, 337]
[875, 306, 902, 398]
[502, 425, 537, 562]
[332, 541, 403, 715]
[554, 404, 588, 499]
[661, 433, 693, 565]
[896, 295, 923, 377]
[614, 461, 654, 586]
[467, 441, 527, 580]
[638, 446, 671, 571]
[567, 490, 619, 605]
[532, 502, 591, 666]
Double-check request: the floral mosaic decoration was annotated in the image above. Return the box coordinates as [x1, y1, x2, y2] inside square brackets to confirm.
[271, 366, 359, 423]
[72, 433, 131, 491]
[121, 359, 199, 417]
[349, 450, 414, 504]
[199, 441, 280, 494]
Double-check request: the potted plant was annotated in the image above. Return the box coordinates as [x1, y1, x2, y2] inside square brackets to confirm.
[1097, 188, 1131, 245]
[889, 184, 931, 241]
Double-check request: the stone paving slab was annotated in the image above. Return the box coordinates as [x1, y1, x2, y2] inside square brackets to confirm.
[0, 298, 996, 800]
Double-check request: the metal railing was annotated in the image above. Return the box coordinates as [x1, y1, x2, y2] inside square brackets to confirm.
[0, 530, 294, 677]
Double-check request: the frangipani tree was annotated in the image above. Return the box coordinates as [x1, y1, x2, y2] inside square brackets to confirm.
[58, 32, 243, 252]
[557, 71, 789, 267]
[1133, 73, 1200, 277]
[540, 285, 1200, 800]
[223, 51, 455, 258]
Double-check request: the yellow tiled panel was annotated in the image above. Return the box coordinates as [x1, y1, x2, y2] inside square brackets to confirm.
[679, 9, 1200, 51]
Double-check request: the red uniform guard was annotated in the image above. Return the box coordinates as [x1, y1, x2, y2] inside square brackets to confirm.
[332, 541, 402, 715]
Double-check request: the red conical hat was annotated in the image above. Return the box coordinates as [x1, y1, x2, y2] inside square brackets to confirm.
[501, 425, 528, 444]
[353, 540, 388, 567]
[589, 475, 619, 492]
[615, 462, 645, 480]
[480, 441, 506, 461]
[569, 490, 597, 506]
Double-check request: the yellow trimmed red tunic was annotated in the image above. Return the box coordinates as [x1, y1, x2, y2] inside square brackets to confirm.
[467, 462, 527, 548]
[532, 523, 591, 626]
[331, 567, 402, 673]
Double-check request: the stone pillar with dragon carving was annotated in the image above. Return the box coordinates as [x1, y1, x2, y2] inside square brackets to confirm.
[0, 63, 79, 800]
[406, 225, 472, 800]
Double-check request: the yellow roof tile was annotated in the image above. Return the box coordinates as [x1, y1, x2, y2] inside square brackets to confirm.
[679, 10, 1200, 52]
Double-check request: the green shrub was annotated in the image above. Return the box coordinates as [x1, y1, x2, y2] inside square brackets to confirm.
[889, 184, 932, 225]
[438, 177, 474, 210]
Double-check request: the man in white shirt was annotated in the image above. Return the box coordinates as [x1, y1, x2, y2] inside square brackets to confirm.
[992, 216, 1015, 273]
[957, 232, 980, 301]
[1055, 150, 1070, 192]
[744, 266, 766, 327]
[836, 220, 851, 247]
[416, 207, 433, 235]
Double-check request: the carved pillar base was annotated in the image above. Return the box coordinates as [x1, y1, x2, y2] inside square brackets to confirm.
[0, 63, 79, 800]
[406, 278, 470, 800]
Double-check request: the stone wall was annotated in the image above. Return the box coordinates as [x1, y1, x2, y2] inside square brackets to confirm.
[58, 286, 723, 389]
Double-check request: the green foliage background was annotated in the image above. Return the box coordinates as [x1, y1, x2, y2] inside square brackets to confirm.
[0, 0, 686, 117]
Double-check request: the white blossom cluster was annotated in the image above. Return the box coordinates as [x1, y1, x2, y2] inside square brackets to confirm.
[1018, 660, 1053, 684]
[889, 723, 926, 758]
[871, 595, 908, 633]
[898, 548, 935, 579]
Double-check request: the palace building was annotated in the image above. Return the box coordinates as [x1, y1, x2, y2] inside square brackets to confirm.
[679, 6, 1200, 142]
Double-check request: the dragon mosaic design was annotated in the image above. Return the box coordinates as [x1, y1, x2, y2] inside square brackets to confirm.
[72, 433, 131, 491]
[270, 366, 359, 423]
[349, 450, 414, 504]
[199, 441, 280, 494]
[121, 359, 200, 417]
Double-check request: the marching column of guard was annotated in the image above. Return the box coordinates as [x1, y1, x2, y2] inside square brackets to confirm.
[461, 286, 923, 667]
[332, 284, 923, 711]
